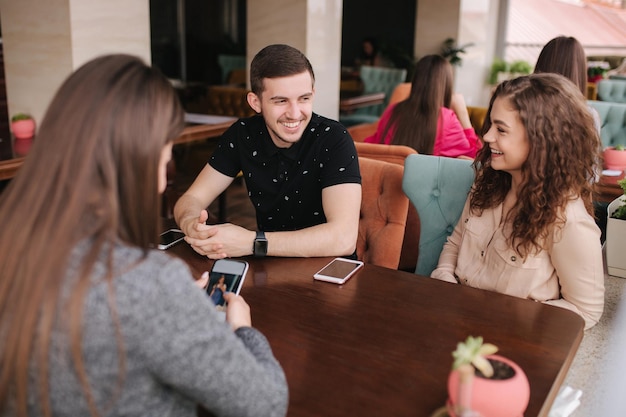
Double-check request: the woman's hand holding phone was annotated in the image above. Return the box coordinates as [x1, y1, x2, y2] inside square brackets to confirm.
[223, 292, 252, 331]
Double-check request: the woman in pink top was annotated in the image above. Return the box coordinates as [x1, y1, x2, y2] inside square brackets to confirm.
[364, 54, 481, 158]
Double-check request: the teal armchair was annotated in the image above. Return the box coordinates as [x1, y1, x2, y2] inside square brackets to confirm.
[588, 100, 626, 148]
[402, 154, 474, 276]
[597, 79, 626, 104]
[340, 65, 407, 127]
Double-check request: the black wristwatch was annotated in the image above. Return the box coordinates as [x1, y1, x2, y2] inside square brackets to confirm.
[253, 230, 268, 257]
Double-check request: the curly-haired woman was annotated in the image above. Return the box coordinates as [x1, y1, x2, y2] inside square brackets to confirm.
[431, 73, 604, 329]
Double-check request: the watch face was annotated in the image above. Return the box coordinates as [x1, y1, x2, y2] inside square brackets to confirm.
[254, 238, 268, 256]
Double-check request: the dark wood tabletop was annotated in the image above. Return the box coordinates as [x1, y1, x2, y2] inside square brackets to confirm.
[595, 171, 625, 203]
[0, 117, 237, 182]
[339, 91, 385, 113]
[167, 242, 585, 417]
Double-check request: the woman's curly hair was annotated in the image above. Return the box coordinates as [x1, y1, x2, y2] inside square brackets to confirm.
[470, 73, 600, 258]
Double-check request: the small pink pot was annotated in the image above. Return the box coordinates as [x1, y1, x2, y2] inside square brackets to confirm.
[11, 119, 36, 140]
[447, 354, 530, 417]
[604, 147, 626, 171]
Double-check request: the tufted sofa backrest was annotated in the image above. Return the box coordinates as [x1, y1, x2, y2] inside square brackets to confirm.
[597, 79, 626, 104]
[206, 86, 255, 118]
[588, 100, 626, 148]
[357, 157, 410, 269]
[358, 66, 408, 116]
[402, 154, 474, 276]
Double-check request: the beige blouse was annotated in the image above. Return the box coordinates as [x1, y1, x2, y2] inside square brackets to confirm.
[431, 196, 605, 329]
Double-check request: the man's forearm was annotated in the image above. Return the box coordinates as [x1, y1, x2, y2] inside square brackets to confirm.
[264, 222, 358, 258]
[174, 194, 205, 233]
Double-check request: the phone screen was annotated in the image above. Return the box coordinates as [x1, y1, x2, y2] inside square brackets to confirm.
[318, 259, 361, 279]
[207, 259, 249, 310]
[159, 229, 185, 248]
[314, 258, 364, 284]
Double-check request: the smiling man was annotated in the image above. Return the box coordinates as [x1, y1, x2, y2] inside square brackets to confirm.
[174, 44, 362, 259]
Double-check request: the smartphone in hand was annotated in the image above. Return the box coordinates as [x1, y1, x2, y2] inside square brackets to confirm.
[207, 259, 249, 311]
[158, 229, 185, 250]
[313, 257, 364, 284]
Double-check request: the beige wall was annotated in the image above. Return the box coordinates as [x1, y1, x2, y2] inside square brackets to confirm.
[0, 0, 150, 126]
[415, 0, 461, 58]
[247, 0, 343, 120]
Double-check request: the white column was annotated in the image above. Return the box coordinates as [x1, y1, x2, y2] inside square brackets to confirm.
[247, 0, 343, 120]
[0, 0, 151, 125]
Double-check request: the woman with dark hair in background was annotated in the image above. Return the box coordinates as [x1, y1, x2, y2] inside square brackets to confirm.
[365, 54, 481, 158]
[0, 54, 288, 417]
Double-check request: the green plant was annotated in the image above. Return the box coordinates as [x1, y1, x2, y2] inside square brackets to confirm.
[587, 61, 610, 79]
[509, 60, 532, 74]
[488, 59, 532, 85]
[610, 179, 626, 220]
[489, 59, 509, 85]
[452, 336, 498, 377]
[615, 144, 625, 151]
[441, 38, 474, 67]
[11, 113, 32, 122]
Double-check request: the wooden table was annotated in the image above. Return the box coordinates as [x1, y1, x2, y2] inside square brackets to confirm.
[167, 243, 585, 417]
[595, 171, 625, 203]
[0, 114, 237, 183]
[340, 91, 385, 113]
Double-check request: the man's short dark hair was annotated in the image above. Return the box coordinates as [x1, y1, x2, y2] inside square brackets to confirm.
[250, 44, 315, 96]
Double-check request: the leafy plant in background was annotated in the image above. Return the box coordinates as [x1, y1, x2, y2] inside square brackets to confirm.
[11, 113, 33, 122]
[610, 178, 626, 220]
[488, 59, 532, 85]
[441, 38, 474, 67]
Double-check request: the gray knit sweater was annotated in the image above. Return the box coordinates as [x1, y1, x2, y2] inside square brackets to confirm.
[27, 243, 288, 417]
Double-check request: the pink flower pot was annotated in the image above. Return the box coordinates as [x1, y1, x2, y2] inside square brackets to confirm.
[603, 147, 626, 171]
[447, 354, 530, 417]
[13, 137, 33, 156]
[11, 119, 36, 140]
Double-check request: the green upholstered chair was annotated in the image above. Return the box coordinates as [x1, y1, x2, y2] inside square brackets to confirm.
[587, 100, 626, 148]
[402, 154, 474, 276]
[340, 65, 407, 127]
[217, 54, 246, 84]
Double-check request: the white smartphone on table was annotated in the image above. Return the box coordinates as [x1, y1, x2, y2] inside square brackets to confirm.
[207, 259, 249, 311]
[158, 229, 185, 250]
[313, 257, 364, 284]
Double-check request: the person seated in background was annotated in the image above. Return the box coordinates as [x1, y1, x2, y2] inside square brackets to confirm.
[0, 54, 288, 416]
[364, 54, 481, 159]
[354, 37, 383, 68]
[174, 44, 362, 259]
[431, 73, 604, 330]
[533, 35, 601, 132]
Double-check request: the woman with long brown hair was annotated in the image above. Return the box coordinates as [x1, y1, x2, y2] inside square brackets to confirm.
[431, 73, 605, 329]
[0, 54, 287, 417]
[365, 54, 481, 158]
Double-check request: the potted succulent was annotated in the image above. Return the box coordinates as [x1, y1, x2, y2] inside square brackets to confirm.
[446, 336, 530, 417]
[10, 113, 36, 140]
[606, 178, 626, 278]
[603, 145, 626, 172]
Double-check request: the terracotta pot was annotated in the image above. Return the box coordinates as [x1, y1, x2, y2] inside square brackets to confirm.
[603, 147, 626, 171]
[447, 354, 530, 417]
[11, 118, 36, 140]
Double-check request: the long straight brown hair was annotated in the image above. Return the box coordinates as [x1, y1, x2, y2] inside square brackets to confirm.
[533, 36, 587, 96]
[380, 54, 453, 153]
[0, 54, 184, 416]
